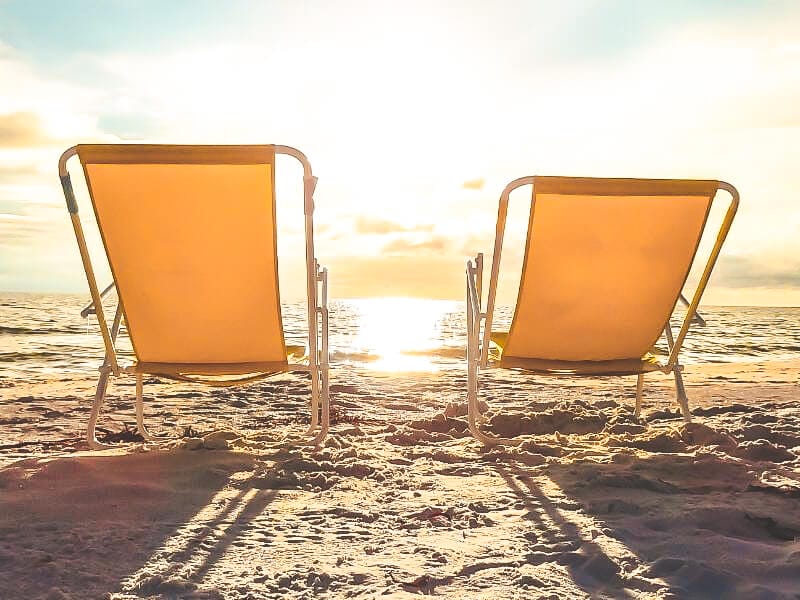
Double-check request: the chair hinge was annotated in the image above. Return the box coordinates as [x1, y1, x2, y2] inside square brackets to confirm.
[61, 174, 78, 214]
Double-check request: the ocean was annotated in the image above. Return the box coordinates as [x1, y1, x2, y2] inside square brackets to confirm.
[1, 292, 799, 383]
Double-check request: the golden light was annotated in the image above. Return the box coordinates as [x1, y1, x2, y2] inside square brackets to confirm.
[349, 297, 458, 372]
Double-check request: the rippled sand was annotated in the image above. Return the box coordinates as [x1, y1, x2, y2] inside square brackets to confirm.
[1, 360, 798, 599]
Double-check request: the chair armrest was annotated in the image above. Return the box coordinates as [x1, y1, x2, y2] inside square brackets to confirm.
[80, 282, 116, 318]
[466, 258, 482, 322]
[679, 293, 706, 326]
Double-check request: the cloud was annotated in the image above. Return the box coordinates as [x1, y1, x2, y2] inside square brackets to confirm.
[326, 254, 464, 299]
[0, 213, 48, 244]
[0, 163, 41, 181]
[457, 233, 496, 257]
[381, 235, 450, 255]
[96, 111, 161, 140]
[0, 42, 115, 292]
[462, 177, 485, 191]
[712, 254, 800, 289]
[354, 216, 434, 235]
[0, 112, 49, 147]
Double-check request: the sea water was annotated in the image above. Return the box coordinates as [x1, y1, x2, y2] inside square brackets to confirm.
[1, 293, 799, 383]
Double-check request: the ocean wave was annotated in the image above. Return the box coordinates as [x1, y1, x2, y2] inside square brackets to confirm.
[401, 347, 466, 360]
[0, 325, 87, 335]
[0, 326, 52, 335]
[329, 350, 380, 363]
[330, 346, 465, 363]
[0, 351, 63, 361]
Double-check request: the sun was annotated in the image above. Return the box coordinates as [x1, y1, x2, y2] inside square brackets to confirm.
[349, 297, 459, 372]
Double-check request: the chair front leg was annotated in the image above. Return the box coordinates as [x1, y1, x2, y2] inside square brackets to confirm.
[664, 322, 692, 422]
[303, 371, 321, 435]
[135, 373, 170, 441]
[634, 373, 645, 419]
[465, 259, 517, 446]
[310, 265, 330, 446]
[87, 367, 114, 450]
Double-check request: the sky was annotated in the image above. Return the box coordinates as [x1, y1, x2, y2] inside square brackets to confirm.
[0, 0, 798, 305]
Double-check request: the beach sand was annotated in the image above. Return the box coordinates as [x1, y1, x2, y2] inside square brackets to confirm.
[1, 359, 798, 599]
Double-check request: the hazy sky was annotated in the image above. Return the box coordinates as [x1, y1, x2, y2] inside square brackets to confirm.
[1, 0, 798, 304]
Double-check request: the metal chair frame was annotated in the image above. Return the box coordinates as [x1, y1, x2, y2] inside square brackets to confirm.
[58, 145, 330, 449]
[466, 177, 739, 445]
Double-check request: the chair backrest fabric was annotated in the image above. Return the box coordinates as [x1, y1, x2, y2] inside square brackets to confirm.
[77, 144, 286, 365]
[502, 176, 717, 362]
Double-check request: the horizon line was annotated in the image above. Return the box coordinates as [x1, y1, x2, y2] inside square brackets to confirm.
[0, 289, 798, 310]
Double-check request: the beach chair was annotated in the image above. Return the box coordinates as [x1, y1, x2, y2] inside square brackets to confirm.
[466, 176, 739, 445]
[58, 144, 330, 449]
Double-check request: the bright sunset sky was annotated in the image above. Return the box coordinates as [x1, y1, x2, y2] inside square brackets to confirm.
[0, 0, 798, 305]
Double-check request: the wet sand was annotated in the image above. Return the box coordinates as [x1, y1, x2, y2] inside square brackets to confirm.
[1, 359, 798, 599]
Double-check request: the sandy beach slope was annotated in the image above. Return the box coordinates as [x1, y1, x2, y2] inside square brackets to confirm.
[1, 359, 798, 599]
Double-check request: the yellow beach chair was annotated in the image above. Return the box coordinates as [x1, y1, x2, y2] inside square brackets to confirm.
[58, 145, 330, 448]
[466, 176, 739, 445]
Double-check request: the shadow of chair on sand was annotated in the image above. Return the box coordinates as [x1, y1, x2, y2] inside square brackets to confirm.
[0, 449, 278, 598]
[494, 450, 800, 600]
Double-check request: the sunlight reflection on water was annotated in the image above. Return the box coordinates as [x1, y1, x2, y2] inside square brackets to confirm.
[346, 298, 461, 372]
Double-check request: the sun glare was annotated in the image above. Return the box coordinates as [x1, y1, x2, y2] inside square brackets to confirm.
[349, 297, 457, 372]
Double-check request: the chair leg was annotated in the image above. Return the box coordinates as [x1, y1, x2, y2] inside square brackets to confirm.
[673, 367, 692, 423]
[311, 365, 330, 446]
[467, 382, 496, 445]
[135, 373, 169, 441]
[634, 374, 644, 419]
[465, 281, 514, 446]
[466, 353, 520, 446]
[467, 380, 521, 447]
[302, 372, 321, 436]
[310, 285, 330, 446]
[87, 368, 113, 450]
[475, 391, 489, 424]
[89, 370, 172, 450]
[664, 321, 693, 423]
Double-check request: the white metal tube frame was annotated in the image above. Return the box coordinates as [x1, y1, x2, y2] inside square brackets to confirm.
[466, 178, 739, 445]
[58, 145, 331, 449]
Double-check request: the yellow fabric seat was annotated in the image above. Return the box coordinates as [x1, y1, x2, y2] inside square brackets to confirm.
[489, 331, 660, 375]
[133, 344, 310, 384]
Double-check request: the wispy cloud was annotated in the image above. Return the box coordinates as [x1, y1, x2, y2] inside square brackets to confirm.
[462, 178, 484, 191]
[0, 163, 41, 181]
[0, 213, 48, 243]
[354, 216, 434, 235]
[714, 253, 800, 289]
[0, 112, 50, 147]
[381, 236, 449, 255]
[326, 254, 464, 299]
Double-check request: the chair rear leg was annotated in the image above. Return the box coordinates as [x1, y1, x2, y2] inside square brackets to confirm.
[466, 366, 491, 443]
[466, 354, 521, 446]
[135, 373, 170, 441]
[311, 367, 330, 446]
[664, 321, 693, 423]
[302, 372, 321, 436]
[310, 281, 330, 446]
[673, 367, 692, 423]
[88, 368, 113, 450]
[634, 374, 644, 419]
[467, 381, 495, 445]
[475, 391, 489, 424]
[467, 379, 522, 447]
